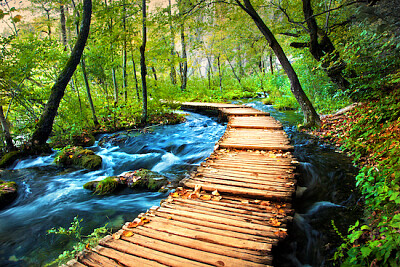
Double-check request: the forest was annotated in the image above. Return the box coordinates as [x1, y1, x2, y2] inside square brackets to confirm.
[0, 0, 399, 266]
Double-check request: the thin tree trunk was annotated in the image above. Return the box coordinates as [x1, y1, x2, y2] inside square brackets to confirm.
[301, 0, 349, 90]
[122, 0, 128, 102]
[131, 50, 140, 100]
[226, 53, 242, 86]
[152, 67, 157, 81]
[140, 0, 148, 124]
[180, 22, 187, 91]
[0, 105, 16, 151]
[60, 3, 68, 49]
[72, 1, 99, 127]
[81, 58, 99, 126]
[269, 54, 274, 75]
[236, 0, 320, 127]
[217, 55, 223, 92]
[168, 0, 177, 85]
[30, 0, 92, 145]
[70, 75, 83, 114]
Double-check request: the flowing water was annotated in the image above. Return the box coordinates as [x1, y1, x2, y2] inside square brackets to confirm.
[0, 112, 226, 266]
[0, 102, 360, 266]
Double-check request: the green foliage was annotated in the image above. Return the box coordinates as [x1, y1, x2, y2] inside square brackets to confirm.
[46, 216, 110, 266]
[330, 90, 400, 265]
[94, 177, 119, 195]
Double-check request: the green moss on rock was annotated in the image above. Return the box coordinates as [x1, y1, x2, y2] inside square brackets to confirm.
[0, 180, 18, 208]
[55, 146, 102, 170]
[83, 169, 169, 195]
[0, 151, 21, 168]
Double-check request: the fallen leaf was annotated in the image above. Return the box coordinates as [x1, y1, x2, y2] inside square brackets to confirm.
[270, 218, 281, 227]
[241, 200, 249, 204]
[122, 230, 134, 237]
[212, 189, 220, 196]
[200, 194, 212, 200]
[212, 196, 222, 201]
[112, 233, 121, 240]
[170, 192, 179, 198]
[274, 230, 287, 238]
[127, 222, 138, 228]
[85, 243, 91, 250]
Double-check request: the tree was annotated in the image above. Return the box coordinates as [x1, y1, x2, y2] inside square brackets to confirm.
[30, 0, 92, 146]
[235, 0, 321, 127]
[140, 0, 148, 124]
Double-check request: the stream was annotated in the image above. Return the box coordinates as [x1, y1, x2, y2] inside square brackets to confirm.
[0, 102, 360, 266]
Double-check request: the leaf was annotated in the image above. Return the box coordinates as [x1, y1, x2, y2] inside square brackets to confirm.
[200, 194, 212, 200]
[212, 189, 220, 196]
[112, 233, 121, 240]
[122, 230, 133, 237]
[270, 218, 281, 227]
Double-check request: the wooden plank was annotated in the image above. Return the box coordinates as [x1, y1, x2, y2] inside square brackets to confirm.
[203, 162, 295, 172]
[100, 235, 210, 267]
[192, 173, 296, 189]
[93, 245, 164, 267]
[183, 180, 292, 200]
[156, 206, 286, 235]
[77, 250, 119, 267]
[122, 226, 272, 266]
[219, 142, 294, 151]
[189, 176, 294, 193]
[64, 259, 88, 267]
[140, 214, 278, 244]
[170, 198, 288, 219]
[153, 208, 282, 238]
[198, 164, 295, 176]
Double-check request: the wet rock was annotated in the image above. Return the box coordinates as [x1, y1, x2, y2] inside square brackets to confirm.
[55, 146, 102, 170]
[0, 180, 18, 208]
[0, 151, 21, 168]
[83, 169, 169, 195]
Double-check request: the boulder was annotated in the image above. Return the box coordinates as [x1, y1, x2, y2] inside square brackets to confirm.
[83, 169, 169, 195]
[55, 146, 102, 170]
[0, 180, 18, 208]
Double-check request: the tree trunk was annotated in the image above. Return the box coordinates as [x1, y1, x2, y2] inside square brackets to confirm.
[0, 105, 16, 151]
[180, 22, 188, 91]
[269, 53, 274, 75]
[131, 50, 140, 100]
[217, 55, 223, 92]
[168, 0, 177, 85]
[81, 58, 99, 126]
[60, 3, 68, 49]
[301, 0, 349, 90]
[237, 0, 320, 127]
[140, 0, 148, 124]
[122, 0, 128, 102]
[30, 0, 92, 145]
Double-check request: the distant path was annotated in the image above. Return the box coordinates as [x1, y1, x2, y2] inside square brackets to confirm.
[67, 102, 297, 267]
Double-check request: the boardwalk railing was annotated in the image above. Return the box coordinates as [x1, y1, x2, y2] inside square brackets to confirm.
[66, 102, 297, 267]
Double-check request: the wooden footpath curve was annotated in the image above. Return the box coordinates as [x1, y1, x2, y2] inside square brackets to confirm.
[67, 102, 298, 267]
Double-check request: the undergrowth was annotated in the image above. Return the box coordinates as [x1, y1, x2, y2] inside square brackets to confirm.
[308, 88, 400, 266]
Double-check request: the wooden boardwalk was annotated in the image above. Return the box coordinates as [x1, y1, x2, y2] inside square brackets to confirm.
[67, 102, 297, 267]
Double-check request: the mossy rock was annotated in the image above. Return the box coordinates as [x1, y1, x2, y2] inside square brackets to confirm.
[125, 169, 168, 191]
[55, 146, 102, 170]
[72, 133, 96, 147]
[84, 177, 120, 195]
[0, 151, 22, 168]
[0, 180, 18, 208]
[83, 169, 169, 195]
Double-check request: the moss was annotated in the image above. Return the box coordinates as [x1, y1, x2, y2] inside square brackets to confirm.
[83, 181, 98, 190]
[55, 146, 102, 170]
[0, 151, 21, 168]
[93, 177, 119, 195]
[0, 180, 18, 208]
[129, 169, 168, 191]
